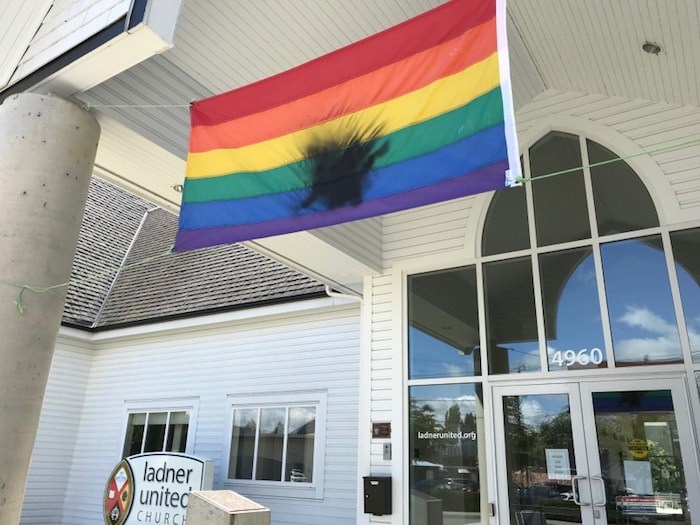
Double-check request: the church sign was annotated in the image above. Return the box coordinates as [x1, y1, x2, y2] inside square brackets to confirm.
[104, 453, 213, 525]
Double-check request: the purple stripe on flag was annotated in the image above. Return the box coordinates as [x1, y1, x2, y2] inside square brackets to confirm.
[173, 160, 507, 251]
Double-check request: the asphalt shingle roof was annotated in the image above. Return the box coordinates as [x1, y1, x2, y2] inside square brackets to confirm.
[62, 179, 152, 327]
[62, 180, 326, 329]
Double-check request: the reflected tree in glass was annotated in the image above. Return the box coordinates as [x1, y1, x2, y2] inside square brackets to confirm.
[592, 390, 690, 525]
[409, 384, 487, 525]
[503, 394, 581, 525]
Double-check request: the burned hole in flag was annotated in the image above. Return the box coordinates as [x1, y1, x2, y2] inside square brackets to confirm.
[299, 125, 389, 210]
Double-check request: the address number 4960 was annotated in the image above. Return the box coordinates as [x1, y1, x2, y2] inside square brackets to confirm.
[550, 348, 603, 367]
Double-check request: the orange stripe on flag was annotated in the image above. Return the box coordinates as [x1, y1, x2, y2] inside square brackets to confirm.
[189, 18, 496, 152]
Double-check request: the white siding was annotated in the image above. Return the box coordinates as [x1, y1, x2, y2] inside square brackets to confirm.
[21, 337, 93, 525]
[382, 197, 478, 268]
[313, 218, 384, 275]
[368, 272, 394, 471]
[0, 0, 53, 88]
[10, 0, 130, 85]
[57, 304, 360, 525]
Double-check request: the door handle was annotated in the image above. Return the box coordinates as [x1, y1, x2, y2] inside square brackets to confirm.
[590, 476, 607, 507]
[571, 475, 590, 506]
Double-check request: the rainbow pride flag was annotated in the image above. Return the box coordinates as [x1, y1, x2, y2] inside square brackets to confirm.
[174, 0, 519, 251]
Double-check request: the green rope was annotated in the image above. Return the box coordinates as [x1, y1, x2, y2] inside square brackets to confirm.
[517, 137, 700, 183]
[0, 246, 173, 314]
[83, 102, 191, 111]
[2, 134, 699, 313]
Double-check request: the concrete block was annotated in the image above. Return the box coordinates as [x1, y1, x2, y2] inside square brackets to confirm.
[186, 491, 271, 525]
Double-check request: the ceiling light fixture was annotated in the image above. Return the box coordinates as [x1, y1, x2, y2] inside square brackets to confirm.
[172, 184, 184, 192]
[642, 41, 662, 55]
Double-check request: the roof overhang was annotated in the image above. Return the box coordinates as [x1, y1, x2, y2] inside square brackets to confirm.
[0, 0, 183, 101]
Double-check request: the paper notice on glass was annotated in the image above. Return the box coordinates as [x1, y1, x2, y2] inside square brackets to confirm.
[545, 449, 571, 480]
[624, 460, 653, 495]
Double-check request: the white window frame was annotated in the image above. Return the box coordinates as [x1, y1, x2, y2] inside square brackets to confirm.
[120, 398, 199, 458]
[224, 391, 327, 500]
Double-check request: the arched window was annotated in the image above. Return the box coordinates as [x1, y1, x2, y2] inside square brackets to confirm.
[408, 131, 699, 378]
[481, 132, 682, 373]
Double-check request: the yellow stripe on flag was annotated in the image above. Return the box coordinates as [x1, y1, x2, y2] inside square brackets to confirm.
[187, 53, 500, 179]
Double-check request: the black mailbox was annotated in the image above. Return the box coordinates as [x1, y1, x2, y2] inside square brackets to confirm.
[363, 476, 392, 515]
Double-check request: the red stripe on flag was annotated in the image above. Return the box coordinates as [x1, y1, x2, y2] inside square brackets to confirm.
[191, 0, 496, 127]
[189, 19, 496, 152]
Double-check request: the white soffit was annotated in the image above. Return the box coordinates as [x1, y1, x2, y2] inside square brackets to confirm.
[167, 0, 446, 97]
[10, 0, 131, 86]
[510, 0, 700, 107]
[93, 112, 184, 211]
[247, 234, 378, 295]
[30, 0, 185, 98]
[0, 0, 52, 89]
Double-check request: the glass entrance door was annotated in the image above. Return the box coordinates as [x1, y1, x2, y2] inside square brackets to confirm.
[494, 378, 700, 525]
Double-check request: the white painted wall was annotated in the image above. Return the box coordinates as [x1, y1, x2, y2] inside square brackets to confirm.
[20, 335, 93, 525]
[363, 90, 700, 524]
[22, 300, 361, 525]
[0, 1, 53, 89]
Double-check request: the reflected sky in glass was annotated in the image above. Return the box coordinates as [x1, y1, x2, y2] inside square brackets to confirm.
[410, 383, 479, 424]
[601, 237, 681, 365]
[497, 343, 541, 374]
[540, 248, 606, 371]
[288, 407, 315, 434]
[408, 266, 480, 379]
[504, 394, 570, 429]
[677, 265, 700, 361]
[409, 383, 486, 523]
[410, 327, 480, 378]
[671, 229, 700, 362]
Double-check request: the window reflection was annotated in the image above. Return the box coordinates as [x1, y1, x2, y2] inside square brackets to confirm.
[670, 229, 700, 362]
[256, 407, 287, 481]
[592, 390, 690, 525]
[484, 257, 540, 374]
[503, 394, 581, 525]
[601, 237, 682, 365]
[540, 248, 607, 371]
[482, 184, 530, 256]
[229, 408, 257, 479]
[143, 412, 167, 453]
[408, 267, 481, 379]
[530, 132, 590, 246]
[409, 384, 487, 525]
[588, 140, 659, 236]
[285, 407, 315, 483]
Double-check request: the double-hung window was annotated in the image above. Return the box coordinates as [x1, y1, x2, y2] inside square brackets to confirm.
[122, 404, 195, 457]
[226, 392, 326, 498]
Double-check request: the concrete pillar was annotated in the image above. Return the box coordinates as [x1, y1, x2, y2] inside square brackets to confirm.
[0, 93, 100, 525]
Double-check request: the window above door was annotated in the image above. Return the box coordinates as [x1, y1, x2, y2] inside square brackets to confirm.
[408, 132, 698, 379]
